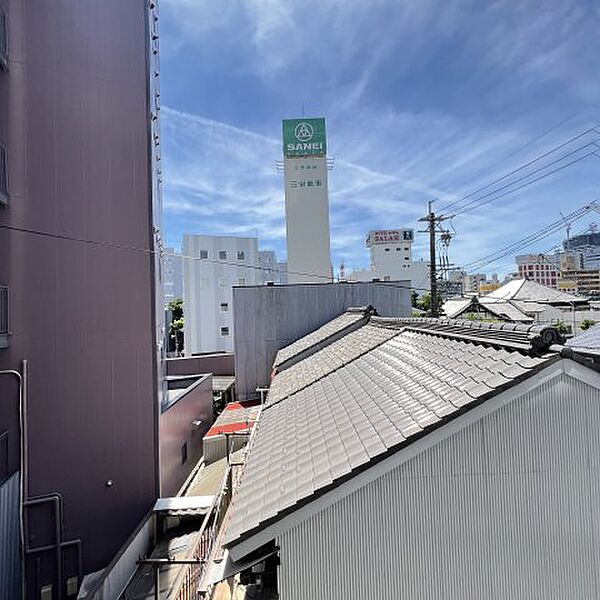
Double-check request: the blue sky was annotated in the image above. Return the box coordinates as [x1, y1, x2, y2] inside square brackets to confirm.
[159, 0, 600, 277]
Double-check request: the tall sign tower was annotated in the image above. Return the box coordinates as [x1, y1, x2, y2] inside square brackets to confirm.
[282, 118, 332, 284]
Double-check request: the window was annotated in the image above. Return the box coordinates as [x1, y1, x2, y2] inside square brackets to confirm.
[181, 442, 188, 464]
[220, 302, 228, 312]
[218, 278, 228, 288]
[0, 8, 7, 70]
[238, 278, 246, 286]
[404, 257, 409, 261]
[237, 250, 245, 260]
[0, 145, 7, 206]
[220, 326, 230, 336]
[396, 247, 401, 251]
[384, 248, 390, 252]
[219, 250, 227, 260]
[199, 250, 208, 260]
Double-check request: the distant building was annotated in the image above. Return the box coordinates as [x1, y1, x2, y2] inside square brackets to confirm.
[282, 118, 332, 284]
[183, 235, 260, 354]
[515, 253, 561, 288]
[565, 230, 600, 269]
[233, 281, 411, 400]
[259, 250, 288, 284]
[164, 247, 183, 303]
[347, 229, 430, 291]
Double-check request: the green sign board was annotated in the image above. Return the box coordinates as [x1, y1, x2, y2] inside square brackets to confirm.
[282, 118, 327, 158]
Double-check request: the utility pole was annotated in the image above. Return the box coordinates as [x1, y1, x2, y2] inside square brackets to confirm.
[419, 201, 451, 318]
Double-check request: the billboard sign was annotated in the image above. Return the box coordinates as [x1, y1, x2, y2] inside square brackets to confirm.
[283, 118, 326, 158]
[367, 229, 414, 245]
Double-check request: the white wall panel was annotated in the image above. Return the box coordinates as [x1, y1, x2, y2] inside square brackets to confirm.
[278, 373, 600, 599]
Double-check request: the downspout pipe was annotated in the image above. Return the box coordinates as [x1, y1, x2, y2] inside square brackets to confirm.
[0, 358, 27, 600]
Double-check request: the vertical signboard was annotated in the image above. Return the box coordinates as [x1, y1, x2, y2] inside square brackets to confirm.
[282, 118, 327, 158]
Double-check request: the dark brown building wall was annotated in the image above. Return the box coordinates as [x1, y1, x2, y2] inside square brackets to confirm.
[0, 0, 158, 583]
[160, 375, 214, 497]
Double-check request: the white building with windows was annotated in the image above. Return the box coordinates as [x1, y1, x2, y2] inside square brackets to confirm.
[347, 229, 430, 291]
[182, 235, 260, 353]
[259, 250, 288, 284]
[163, 247, 183, 304]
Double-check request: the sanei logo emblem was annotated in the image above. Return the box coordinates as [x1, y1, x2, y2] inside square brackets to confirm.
[294, 122, 314, 142]
[288, 121, 324, 154]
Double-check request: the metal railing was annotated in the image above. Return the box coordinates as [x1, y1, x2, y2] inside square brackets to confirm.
[0, 286, 8, 336]
[170, 462, 242, 599]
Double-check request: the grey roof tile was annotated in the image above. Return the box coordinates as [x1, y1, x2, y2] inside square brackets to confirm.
[224, 321, 560, 548]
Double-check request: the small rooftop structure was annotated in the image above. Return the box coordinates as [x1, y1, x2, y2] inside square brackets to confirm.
[203, 400, 261, 464]
[443, 296, 533, 322]
[485, 278, 587, 305]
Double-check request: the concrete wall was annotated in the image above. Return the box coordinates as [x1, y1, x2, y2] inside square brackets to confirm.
[160, 375, 214, 497]
[0, 0, 160, 592]
[277, 372, 600, 599]
[167, 353, 234, 377]
[233, 281, 410, 400]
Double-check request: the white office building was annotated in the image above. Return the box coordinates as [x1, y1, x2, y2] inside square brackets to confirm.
[282, 118, 332, 284]
[347, 229, 430, 291]
[182, 235, 260, 353]
[259, 250, 288, 284]
[163, 247, 183, 304]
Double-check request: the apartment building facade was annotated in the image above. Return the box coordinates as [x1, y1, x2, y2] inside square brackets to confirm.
[0, 1, 164, 598]
[516, 253, 561, 288]
[183, 235, 261, 354]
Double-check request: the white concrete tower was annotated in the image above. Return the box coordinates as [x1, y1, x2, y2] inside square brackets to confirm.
[282, 118, 332, 284]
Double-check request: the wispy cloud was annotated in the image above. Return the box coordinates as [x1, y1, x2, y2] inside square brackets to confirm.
[159, 0, 600, 275]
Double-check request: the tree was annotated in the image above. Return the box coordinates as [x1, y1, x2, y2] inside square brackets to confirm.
[411, 290, 419, 308]
[580, 319, 597, 331]
[168, 298, 184, 355]
[418, 293, 431, 312]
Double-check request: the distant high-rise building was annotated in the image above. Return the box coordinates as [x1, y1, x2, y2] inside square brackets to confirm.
[282, 118, 332, 284]
[564, 230, 600, 269]
[347, 229, 430, 291]
[183, 235, 261, 353]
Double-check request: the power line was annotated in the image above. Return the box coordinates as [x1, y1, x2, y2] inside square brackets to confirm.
[0, 222, 432, 294]
[438, 127, 600, 214]
[452, 150, 600, 217]
[462, 203, 598, 274]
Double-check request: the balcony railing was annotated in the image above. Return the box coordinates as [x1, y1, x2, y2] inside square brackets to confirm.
[170, 461, 242, 599]
[0, 286, 8, 348]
